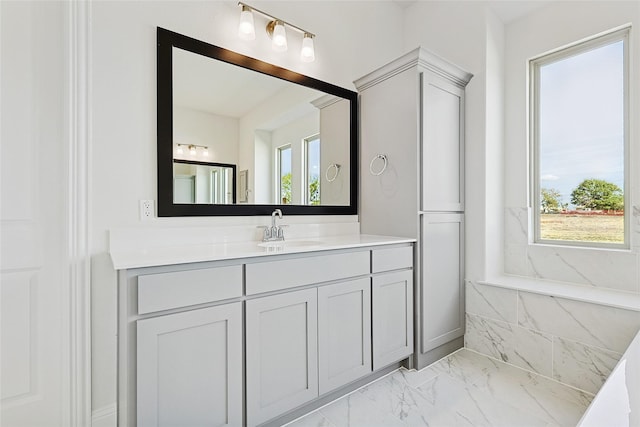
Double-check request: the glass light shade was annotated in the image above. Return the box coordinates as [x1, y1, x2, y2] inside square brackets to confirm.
[301, 34, 315, 62]
[203, 148, 209, 157]
[238, 7, 255, 41]
[189, 146, 197, 155]
[272, 21, 287, 52]
[176, 145, 184, 155]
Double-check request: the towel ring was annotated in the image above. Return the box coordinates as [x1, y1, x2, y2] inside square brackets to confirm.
[369, 154, 388, 176]
[325, 164, 341, 182]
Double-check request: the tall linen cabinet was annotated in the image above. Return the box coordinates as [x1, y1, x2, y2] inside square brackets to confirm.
[355, 48, 472, 369]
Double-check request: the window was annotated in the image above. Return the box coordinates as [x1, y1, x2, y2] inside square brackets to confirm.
[305, 135, 321, 205]
[277, 145, 292, 204]
[531, 28, 629, 247]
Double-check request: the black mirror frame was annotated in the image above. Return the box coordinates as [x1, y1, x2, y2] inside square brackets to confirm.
[157, 27, 358, 216]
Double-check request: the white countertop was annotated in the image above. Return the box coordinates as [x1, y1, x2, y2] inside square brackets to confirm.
[109, 234, 415, 270]
[577, 328, 640, 427]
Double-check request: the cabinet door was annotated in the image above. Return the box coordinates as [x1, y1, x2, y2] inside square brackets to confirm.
[246, 288, 318, 427]
[372, 270, 414, 370]
[422, 72, 465, 212]
[318, 278, 372, 395]
[137, 303, 242, 427]
[420, 213, 464, 353]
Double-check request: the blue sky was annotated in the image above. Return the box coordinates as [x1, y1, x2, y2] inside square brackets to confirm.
[539, 40, 624, 207]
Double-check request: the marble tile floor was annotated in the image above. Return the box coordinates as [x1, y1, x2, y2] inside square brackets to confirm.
[285, 348, 594, 427]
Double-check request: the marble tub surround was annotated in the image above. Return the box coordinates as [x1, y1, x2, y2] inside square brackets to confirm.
[504, 207, 640, 293]
[466, 281, 640, 395]
[286, 348, 592, 427]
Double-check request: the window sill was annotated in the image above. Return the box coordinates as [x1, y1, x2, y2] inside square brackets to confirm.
[480, 274, 640, 312]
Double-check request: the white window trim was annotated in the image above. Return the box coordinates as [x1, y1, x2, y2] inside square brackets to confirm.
[276, 144, 291, 204]
[529, 26, 631, 249]
[303, 134, 320, 205]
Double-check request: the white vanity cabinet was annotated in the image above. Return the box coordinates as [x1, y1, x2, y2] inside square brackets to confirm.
[114, 238, 414, 427]
[356, 48, 472, 369]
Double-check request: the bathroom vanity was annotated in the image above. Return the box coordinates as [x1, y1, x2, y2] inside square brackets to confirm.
[112, 232, 415, 427]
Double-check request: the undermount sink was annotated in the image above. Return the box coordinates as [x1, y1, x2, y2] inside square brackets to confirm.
[257, 240, 323, 249]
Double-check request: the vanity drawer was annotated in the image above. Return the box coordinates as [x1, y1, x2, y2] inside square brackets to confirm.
[138, 266, 242, 314]
[372, 246, 413, 273]
[246, 251, 370, 295]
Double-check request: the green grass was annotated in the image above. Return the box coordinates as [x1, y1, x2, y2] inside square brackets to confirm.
[540, 214, 624, 244]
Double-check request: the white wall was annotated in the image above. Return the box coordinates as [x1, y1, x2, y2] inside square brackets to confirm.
[90, 1, 405, 420]
[319, 98, 351, 206]
[503, 1, 640, 292]
[173, 106, 239, 164]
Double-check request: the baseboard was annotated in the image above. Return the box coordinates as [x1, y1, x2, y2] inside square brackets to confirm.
[413, 336, 464, 370]
[92, 403, 117, 427]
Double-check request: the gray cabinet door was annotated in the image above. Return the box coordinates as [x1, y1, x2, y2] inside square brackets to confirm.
[246, 288, 319, 427]
[318, 278, 372, 395]
[136, 303, 242, 427]
[372, 270, 414, 370]
[420, 213, 465, 353]
[421, 72, 465, 213]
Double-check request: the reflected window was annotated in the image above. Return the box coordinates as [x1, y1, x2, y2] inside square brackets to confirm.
[278, 145, 292, 204]
[305, 135, 320, 205]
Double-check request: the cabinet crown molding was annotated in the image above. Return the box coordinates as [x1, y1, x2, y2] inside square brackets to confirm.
[354, 47, 473, 91]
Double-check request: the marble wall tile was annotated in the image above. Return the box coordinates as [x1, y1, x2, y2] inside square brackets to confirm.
[526, 244, 639, 292]
[518, 292, 640, 353]
[505, 243, 529, 276]
[505, 207, 529, 246]
[553, 337, 622, 394]
[465, 313, 553, 376]
[466, 281, 518, 323]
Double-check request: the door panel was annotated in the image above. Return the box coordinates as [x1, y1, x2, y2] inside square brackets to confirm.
[1, 2, 67, 424]
[422, 73, 465, 212]
[246, 289, 318, 427]
[372, 271, 414, 369]
[421, 213, 465, 353]
[137, 303, 243, 427]
[318, 278, 372, 394]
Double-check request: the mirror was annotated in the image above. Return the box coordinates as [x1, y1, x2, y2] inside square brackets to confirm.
[157, 27, 358, 216]
[173, 159, 236, 204]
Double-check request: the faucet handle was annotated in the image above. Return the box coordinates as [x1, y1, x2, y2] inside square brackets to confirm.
[256, 225, 271, 240]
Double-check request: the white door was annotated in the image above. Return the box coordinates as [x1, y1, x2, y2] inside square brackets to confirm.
[246, 288, 319, 427]
[1, 1, 70, 425]
[137, 303, 243, 427]
[318, 278, 372, 395]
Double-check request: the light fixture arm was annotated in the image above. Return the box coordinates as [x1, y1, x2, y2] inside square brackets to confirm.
[237, 2, 315, 37]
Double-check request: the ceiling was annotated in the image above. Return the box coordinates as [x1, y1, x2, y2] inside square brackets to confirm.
[392, 0, 551, 24]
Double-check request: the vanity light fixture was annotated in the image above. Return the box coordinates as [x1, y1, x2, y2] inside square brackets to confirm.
[238, 5, 255, 40]
[237, 2, 315, 62]
[175, 144, 209, 157]
[301, 33, 315, 62]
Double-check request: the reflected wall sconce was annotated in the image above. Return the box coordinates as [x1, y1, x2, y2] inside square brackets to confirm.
[237, 2, 315, 62]
[176, 144, 209, 157]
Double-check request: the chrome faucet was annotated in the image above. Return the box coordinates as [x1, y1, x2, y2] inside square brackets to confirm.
[259, 209, 285, 242]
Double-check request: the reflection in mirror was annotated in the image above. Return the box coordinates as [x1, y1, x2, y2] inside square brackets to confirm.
[157, 27, 358, 216]
[172, 47, 350, 207]
[173, 159, 236, 204]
